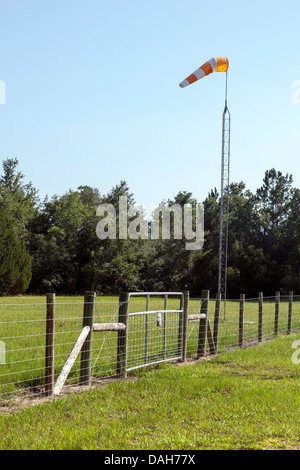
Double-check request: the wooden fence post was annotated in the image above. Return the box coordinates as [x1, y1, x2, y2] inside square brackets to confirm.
[197, 290, 209, 358]
[288, 291, 293, 334]
[181, 291, 189, 362]
[239, 294, 245, 347]
[53, 326, 90, 396]
[213, 293, 221, 352]
[117, 292, 129, 378]
[274, 291, 280, 336]
[45, 293, 55, 397]
[258, 292, 263, 342]
[207, 320, 216, 354]
[79, 291, 96, 386]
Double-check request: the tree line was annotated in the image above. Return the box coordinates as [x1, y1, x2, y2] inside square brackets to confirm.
[0, 158, 299, 297]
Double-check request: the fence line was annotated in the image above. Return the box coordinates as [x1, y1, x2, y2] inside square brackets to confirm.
[0, 290, 299, 405]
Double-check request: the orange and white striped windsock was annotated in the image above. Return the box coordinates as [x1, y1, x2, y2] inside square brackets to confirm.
[179, 57, 229, 88]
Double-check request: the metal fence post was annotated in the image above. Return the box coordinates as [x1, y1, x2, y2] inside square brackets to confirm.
[288, 291, 293, 334]
[197, 290, 209, 358]
[117, 292, 129, 378]
[258, 292, 263, 342]
[274, 291, 280, 336]
[45, 293, 55, 396]
[213, 293, 221, 352]
[180, 291, 189, 362]
[79, 291, 96, 386]
[145, 294, 150, 365]
[163, 295, 167, 360]
[239, 294, 245, 347]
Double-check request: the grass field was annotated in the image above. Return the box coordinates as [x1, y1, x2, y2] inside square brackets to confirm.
[0, 333, 300, 450]
[0, 294, 299, 403]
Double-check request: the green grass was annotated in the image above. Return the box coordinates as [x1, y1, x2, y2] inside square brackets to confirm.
[0, 333, 300, 450]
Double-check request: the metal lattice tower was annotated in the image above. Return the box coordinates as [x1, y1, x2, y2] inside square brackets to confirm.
[218, 71, 230, 316]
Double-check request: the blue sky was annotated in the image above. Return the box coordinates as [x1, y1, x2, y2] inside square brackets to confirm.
[0, 0, 299, 208]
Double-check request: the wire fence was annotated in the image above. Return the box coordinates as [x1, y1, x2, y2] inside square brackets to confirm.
[0, 291, 299, 406]
[127, 293, 184, 371]
[0, 297, 121, 404]
[188, 294, 300, 356]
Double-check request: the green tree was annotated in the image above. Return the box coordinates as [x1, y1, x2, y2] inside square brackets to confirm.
[93, 181, 145, 293]
[281, 187, 300, 292]
[0, 159, 36, 295]
[141, 191, 201, 292]
[0, 158, 38, 234]
[253, 169, 298, 293]
[29, 191, 91, 293]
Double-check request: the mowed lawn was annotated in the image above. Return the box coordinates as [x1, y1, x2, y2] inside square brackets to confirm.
[0, 333, 300, 450]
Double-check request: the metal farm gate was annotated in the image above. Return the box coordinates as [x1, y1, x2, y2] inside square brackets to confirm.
[126, 292, 185, 371]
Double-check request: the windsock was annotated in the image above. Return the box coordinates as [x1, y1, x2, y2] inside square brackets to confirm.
[179, 57, 229, 88]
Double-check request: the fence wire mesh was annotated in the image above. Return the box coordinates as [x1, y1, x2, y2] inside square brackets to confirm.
[0, 293, 299, 405]
[127, 294, 183, 371]
[188, 294, 300, 355]
[0, 297, 121, 404]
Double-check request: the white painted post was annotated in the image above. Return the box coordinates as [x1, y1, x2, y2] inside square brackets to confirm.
[0, 340, 5, 365]
[53, 326, 91, 396]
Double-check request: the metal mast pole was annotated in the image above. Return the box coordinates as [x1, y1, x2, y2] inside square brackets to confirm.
[218, 70, 230, 318]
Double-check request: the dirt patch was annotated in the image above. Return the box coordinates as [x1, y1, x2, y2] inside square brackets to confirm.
[0, 375, 137, 414]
